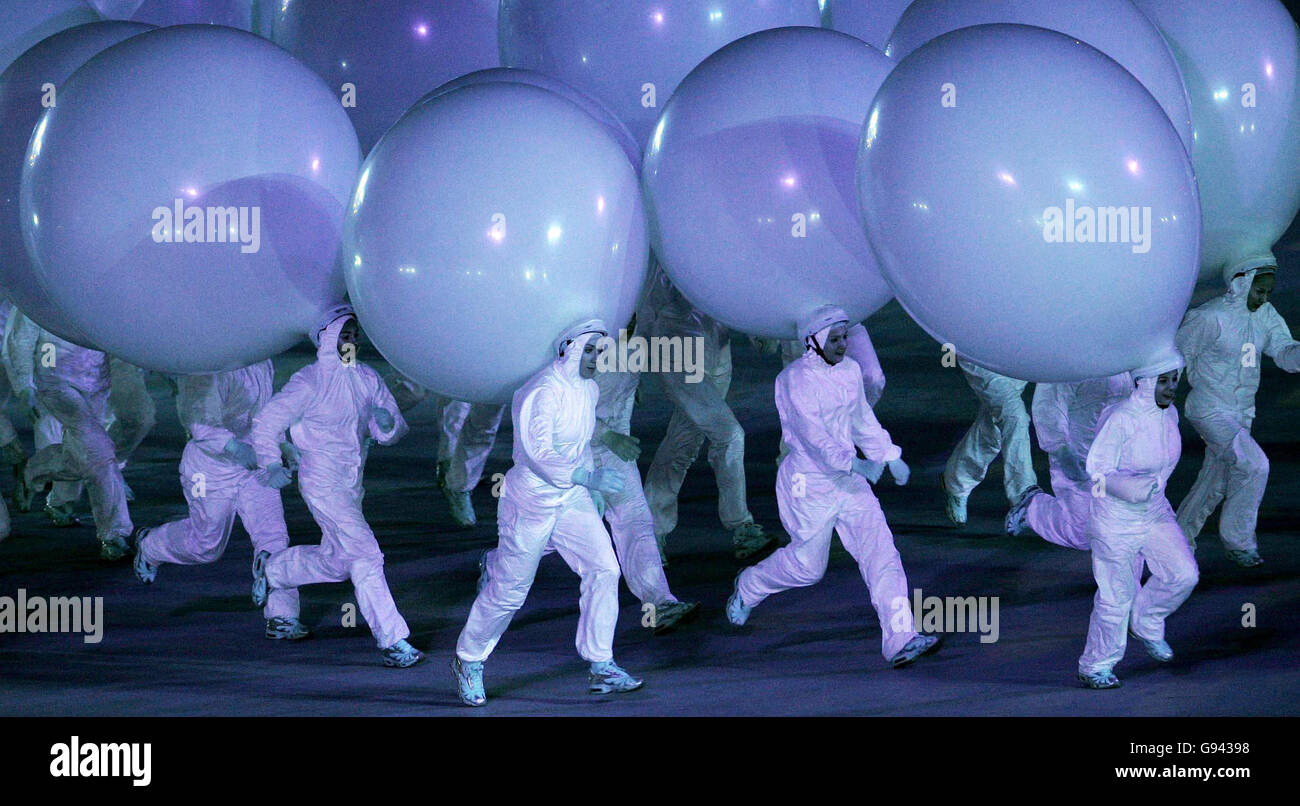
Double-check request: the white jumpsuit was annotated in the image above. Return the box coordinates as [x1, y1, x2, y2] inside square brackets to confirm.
[642, 271, 752, 537]
[5, 311, 85, 510]
[435, 397, 506, 494]
[1028, 374, 1133, 550]
[381, 374, 506, 498]
[137, 360, 299, 620]
[23, 330, 133, 545]
[106, 357, 156, 465]
[456, 333, 622, 664]
[1078, 377, 1198, 675]
[1175, 271, 1300, 554]
[250, 318, 410, 649]
[780, 323, 885, 407]
[737, 350, 918, 660]
[943, 358, 1037, 504]
[593, 365, 678, 607]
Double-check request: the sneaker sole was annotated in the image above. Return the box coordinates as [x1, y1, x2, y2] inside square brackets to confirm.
[891, 637, 942, 669]
[1077, 675, 1122, 690]
[265, 630, 312, 641]
[384, 653, 424, 668]
[589, 680, 643, 694]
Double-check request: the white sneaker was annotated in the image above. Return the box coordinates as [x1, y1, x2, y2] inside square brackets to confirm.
[725, 573, 752, 626]
[732, 521, 776, 559]
[1005, 485, 1042, 536]
[132, 535, 157, 584]
[265, 617, 312, 641]
[588, 660, 643, 694]
[381, 639, 424, 668]
[452, 657, 486, 706]
[1128, 628, 1173, 662]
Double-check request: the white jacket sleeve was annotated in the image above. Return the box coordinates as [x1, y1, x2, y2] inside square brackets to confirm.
[1261, 306, 1300, 373]
[181, 373, 236, 454]
[1031, 383, 1070, 456]
[249, 368, 315, 468]
[849, 375, 902, 464]
[367, 373, 408, 445]
[517, 385, 578, 488]
[1175, 308, 1218, 381]
[846, 324, 886, 407]
[1086, 410, 1152, 503]
[4, 313, 40, 394]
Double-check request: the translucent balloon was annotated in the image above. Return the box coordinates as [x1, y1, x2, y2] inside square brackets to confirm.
[643, 26, 894, 338]
[821, 0, 915, 50]
[1134, 0, 1300, 280]
[0, 1, 100, 75]
[21, 25, 360, 373]
[88, 0, 254, 30]
[857, 24, 1199, 382]
[344, 82, 648, 404]
[0, 20, 154, 346]
[421, 68, 641, 173]
[273, 0, 498, 153]
[499, 0, 824, 150]
[888, 0, 1193, 154]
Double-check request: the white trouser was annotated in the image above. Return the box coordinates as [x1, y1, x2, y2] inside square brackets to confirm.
[27, 381, 132, 542]
[643, 360, 751, 537]
[1078, 513, 1198, 675]
[1176, 411, 1267, 553]
[738, 465, 917, 660]
[106, 358, 156, 464]
[944, 389, 1036, 504]
[596, 449, 677, 606]
[437, 399, 505, 493]
[35, 412, 82, 507]
[140, 443, 299, 620]
[1027, 467, 1092, 551]
[457, 487, 621, 663]
[265, 478, 409, 648]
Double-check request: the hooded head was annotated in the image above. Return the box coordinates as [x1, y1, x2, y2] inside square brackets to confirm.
[1133, 351, 1184, 410]
[310, 303, 356, 348]
[553, 318, 608, 381]
[797, 304, 851, 365]
[310, 304, 357, 365]
[1224, 253, 1277, 312]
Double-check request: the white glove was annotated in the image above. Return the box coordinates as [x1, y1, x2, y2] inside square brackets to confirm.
[887, 458, 910, 486]
[222, 438, 258, 470]
[572, 467, 624, 495]
[261, 463, 293, 489]
[851, 457, 884, 484]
